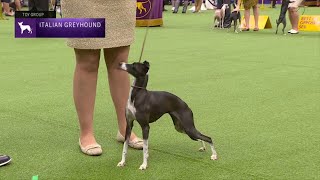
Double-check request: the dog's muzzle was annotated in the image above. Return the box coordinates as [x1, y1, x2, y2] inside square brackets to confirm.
[119, 62, 127, 71]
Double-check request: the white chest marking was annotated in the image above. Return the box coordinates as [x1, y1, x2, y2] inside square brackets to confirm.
[126, 79, 137, 120]
[126, 99, 136, 120]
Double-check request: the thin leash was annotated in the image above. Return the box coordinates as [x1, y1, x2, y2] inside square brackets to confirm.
[135, 0, 156, 90]
[138, 0, 156, 63]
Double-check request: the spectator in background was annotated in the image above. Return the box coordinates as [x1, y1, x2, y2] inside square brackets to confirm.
[9, 0, 22, 11]
[172, 0, 179, 12]
[49, 0, 56, 10]
[271, 0, 276, 8]
[163, 0, 167, 11]
[172, 0, 190, 13]
[234, 0, 259, 31]
[194, 0, 203, 13]
[287, 0, 303, 34]
[28, 0, 48, 11]
[1, 0, 14, 16]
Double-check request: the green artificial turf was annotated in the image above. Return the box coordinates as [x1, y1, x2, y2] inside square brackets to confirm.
[0, 6, 320, 179]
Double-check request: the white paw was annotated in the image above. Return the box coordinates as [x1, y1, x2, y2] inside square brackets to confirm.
[139, 164, 147, 170]
[199, 147, 206, 152]
[117, 161, 126, 167]
[211, 154, 218, 160]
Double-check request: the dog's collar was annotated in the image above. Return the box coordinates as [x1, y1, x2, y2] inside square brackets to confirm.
[131, 85, 146, 90]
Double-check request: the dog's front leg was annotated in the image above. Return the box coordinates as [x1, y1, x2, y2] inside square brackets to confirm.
[238, 17, 242, 32]
[117, 139, 129, 167]
[139, 125, 150, 170]
[117, 119, 133, 167]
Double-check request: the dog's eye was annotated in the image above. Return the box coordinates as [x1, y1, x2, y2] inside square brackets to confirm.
[132, 64, 137, 69]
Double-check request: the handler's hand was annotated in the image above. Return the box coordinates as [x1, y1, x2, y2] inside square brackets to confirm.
[233, 8, 240, 12]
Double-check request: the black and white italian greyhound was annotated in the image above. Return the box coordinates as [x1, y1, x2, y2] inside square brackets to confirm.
[276, 0, 292, 34]
[117, 61, 218, 170]
[230, 3, 241, 33]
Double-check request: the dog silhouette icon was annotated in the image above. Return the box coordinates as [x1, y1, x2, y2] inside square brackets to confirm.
[17, 22, 33, 34]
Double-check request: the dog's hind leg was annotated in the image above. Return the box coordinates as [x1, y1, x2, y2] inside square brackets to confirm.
[185, 128, 218, 160]
[169, 112, 186, 133]
[276, 20, 280, 34]
[234, 19, 238, 33]
[179, 110, 218, 160]
[117, 119, 134, 167]
[199, 140, 206, 151]
[282, 18, 287, 34]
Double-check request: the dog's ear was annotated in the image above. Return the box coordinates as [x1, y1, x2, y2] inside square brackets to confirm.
[143, 61, 150, 68]
[142, 61, 150, 74]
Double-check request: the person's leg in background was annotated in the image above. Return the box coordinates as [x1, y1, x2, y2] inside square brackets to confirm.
[28, 0, 48, 11]
[171, 0, 175, 11]
[271, 0, 276, 8]
[244, 7, 250, 30]
[182, 0, 189, 13]
[172, 0, 180, 13]
[49, 0, 56, 10]
[252, 4, 259, 30]
[197, 0, 203, 12]
[287, 0, 302, 34]
[73, 49, 102, 155]
[103, 46, 141, 144]
[288, 7, 299, 33]
[194, 0, 202, 12]
[14, 0, 21, 11]
[1, 0, 14, 16]
[163, 0, 167, 11]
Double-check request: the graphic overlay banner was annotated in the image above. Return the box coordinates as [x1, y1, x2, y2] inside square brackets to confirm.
[136, 0, 163, 27]
[298, 15, 320, 32]
[15, 18, 105, 38]
[15, 11, 56, 18]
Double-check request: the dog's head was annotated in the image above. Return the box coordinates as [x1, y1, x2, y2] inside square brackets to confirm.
[119, 61, 150, 78]
[221, 4, 229, 10]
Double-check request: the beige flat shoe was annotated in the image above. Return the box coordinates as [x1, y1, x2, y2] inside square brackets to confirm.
[116, 131, 143, 150]
[79, 139, 102, 156]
